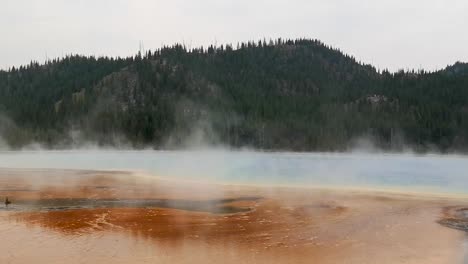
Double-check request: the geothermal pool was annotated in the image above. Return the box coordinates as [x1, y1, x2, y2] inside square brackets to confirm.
[1, 151, 468, 263]
[0, 150, 468, 194]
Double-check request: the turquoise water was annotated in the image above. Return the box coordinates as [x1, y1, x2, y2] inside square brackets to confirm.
[0, 150, 468, 194]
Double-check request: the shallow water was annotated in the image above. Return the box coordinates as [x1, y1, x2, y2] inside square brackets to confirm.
[0, 150, 468, 194]
[0, 167, 466, 264]
[0, 197, 258, 214]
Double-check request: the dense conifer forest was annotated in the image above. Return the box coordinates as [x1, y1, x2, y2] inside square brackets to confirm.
[1, 38, 467, 152]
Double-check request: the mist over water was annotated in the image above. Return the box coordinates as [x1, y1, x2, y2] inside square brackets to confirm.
[0, 150, 468, 195]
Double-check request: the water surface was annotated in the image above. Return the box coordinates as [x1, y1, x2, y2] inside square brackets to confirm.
[0, 150, 467, 194]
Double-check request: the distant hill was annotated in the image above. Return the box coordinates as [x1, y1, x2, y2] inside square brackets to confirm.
[1, 38, 468, 152]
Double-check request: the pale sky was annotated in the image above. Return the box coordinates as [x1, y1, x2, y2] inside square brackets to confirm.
[1, 0, 467, 71]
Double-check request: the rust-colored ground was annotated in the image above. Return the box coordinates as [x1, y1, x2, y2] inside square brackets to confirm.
[0, 168, 467, 264]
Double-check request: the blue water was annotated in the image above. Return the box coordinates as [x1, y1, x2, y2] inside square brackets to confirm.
[0, 150, 468, 195]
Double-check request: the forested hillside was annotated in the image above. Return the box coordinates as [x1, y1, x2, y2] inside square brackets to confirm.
[1, 38, 467, 152]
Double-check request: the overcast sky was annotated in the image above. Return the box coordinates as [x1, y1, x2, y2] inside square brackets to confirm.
[1, 0, 467, 71]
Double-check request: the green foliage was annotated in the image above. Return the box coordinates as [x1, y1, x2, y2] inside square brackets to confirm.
[0, 38, 467, 152]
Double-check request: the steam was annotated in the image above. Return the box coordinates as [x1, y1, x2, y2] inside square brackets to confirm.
[1, 147, 468, 263]
[163, 119, 225, 151]
[1, 92, 468, 196]
[0, 113, 11, 150]
[1, 149, 468, 196]
[0, 95, 460, 154]
[0, 136, 9, 151]
[64, 129, 133, 150]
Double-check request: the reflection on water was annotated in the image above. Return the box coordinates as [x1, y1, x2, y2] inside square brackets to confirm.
[0, 150, 468, 194]
[0, 197, 260, 214]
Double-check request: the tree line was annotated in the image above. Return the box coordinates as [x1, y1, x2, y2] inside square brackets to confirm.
[0, 38, 467, 152]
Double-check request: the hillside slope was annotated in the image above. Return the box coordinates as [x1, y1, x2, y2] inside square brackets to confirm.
[1, 39, 467, 151]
